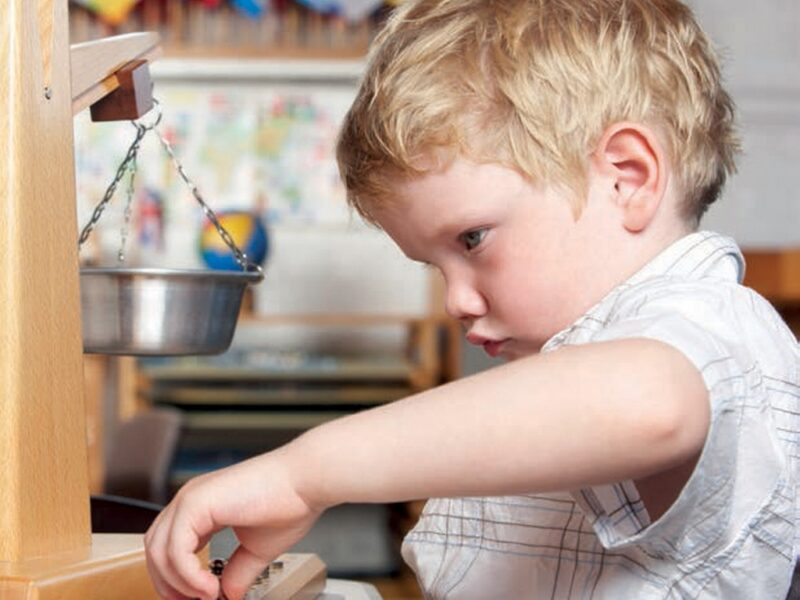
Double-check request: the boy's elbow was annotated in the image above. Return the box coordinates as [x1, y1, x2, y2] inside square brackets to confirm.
[641, 341, 711, 466]
[652, 398, 709, 467]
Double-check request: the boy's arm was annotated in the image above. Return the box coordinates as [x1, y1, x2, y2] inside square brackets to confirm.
[293, 337, 710, 506]
[144, 337, 709, 600]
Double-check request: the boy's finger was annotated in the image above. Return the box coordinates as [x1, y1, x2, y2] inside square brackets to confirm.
[145, 510, 177, 595]
[221, 545, 271, 600]
[145, 502, 171, 541]
[146, 557, 196, 600]
[161, 534, 217, 598]
[159, 581, 196, 600]
[146, 508, 205, 599]
[165, 512, 219, 598]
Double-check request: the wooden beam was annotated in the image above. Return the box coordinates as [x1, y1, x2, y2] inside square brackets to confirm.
[70, 32, 161, 115]
[89, 59, 154, 121]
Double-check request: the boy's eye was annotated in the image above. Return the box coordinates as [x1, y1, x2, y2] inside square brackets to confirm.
[458, 228, 488, 251]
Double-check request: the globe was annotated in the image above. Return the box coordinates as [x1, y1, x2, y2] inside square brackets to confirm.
[200, 211, 269, 271]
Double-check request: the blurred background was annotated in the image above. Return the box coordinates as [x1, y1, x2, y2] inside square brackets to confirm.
[71, 1, 799, 597]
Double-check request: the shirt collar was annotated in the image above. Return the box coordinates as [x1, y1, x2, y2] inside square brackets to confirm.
[541, 231, 745, 352]
[625, 230, 745, 286]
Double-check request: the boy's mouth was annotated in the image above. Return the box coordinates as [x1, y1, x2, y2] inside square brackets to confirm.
[466, 333, 509, 357]
[482, 339, 508, 357]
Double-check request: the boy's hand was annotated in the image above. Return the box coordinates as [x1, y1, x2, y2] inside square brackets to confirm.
[144, 450, 322, 600]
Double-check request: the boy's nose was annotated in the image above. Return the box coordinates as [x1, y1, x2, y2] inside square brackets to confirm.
[445, 279, 488, 320]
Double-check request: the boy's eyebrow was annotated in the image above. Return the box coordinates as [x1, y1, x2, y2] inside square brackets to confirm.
[429, 218, 486, 241]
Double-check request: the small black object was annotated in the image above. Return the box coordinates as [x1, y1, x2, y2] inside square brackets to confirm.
[209, 558, 228, 577]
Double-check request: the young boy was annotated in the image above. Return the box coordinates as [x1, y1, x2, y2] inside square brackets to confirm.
[144, 0, 800, 598]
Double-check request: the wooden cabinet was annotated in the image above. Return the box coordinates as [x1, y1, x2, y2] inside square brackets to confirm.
[743, 249, 800, 335]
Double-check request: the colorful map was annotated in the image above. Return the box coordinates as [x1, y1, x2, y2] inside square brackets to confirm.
[74, 81, 359, 265]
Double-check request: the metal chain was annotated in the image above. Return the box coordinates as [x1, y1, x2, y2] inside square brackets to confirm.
[77, 123, 147, 249]
[151, 125, 261, 274]
[77, 98, 261, 275]
[117, 156, 137, 263]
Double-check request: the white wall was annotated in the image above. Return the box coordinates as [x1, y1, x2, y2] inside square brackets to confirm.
[74, 3, 798, 362]
[688, 0, 800, 247]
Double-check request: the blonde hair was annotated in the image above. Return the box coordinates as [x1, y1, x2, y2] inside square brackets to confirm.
[336, 0, 739, 225]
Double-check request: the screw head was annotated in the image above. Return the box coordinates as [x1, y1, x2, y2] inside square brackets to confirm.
[208, 557, 228, 576]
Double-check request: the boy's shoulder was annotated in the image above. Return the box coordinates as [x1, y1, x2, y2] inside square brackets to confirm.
[549, 232, 798, 378]
[597, 231, 767, 331]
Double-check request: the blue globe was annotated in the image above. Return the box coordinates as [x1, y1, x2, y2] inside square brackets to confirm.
[200, 211, 269, 271]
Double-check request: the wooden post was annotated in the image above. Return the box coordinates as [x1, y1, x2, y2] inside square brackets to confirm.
[0, 0, 92, 562]
[0, 4, 323, 596]
[0, 3, 162, 598]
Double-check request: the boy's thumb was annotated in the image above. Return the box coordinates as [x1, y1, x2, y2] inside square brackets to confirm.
[221, 545, 269, 600]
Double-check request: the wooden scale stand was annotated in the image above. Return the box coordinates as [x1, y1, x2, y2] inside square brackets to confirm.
[0, 1, 324, 597]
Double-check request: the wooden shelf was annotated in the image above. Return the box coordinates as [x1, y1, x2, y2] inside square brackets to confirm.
[142, 357, 416, 383]
[69, 1, 382, 60]
[183, 410, 349, 430]
[148, 384, 410, 407]
[240, 313, 428, 327]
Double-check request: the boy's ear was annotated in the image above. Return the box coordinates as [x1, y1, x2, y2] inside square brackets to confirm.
[591, 123, 668, 233]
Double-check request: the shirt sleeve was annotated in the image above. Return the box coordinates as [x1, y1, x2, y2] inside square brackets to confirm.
[568, 281, 789, 562]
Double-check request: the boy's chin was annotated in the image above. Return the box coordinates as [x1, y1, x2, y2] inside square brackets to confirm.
[498, 343, 541, 361]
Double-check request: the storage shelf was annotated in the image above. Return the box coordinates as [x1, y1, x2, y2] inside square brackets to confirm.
[183, 410, 349, 430]
[149, 385, 410, 407]
[69, 1, 382, 61]
[142, 359, 416, 383]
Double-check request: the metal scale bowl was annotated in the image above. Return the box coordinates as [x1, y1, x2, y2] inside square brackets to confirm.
[79, 100, 263, 356]
[81, 267, 261, 355]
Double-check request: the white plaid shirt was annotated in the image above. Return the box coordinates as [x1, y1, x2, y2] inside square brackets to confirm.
[402, 231, 800, 599]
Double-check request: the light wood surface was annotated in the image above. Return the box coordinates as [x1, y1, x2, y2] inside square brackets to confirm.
[0, 534, 160, 600]
[37, 0, 55, 91]
[0, 0, 91, 562]
[83, 356, 108, 494]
